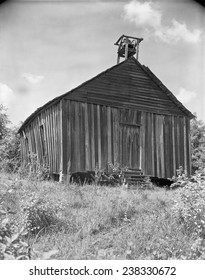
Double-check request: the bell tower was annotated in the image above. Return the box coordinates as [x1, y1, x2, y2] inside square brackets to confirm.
[114, 35, 143, 64]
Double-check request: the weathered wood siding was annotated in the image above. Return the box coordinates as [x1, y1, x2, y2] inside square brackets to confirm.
[67, 58, 187, 117]
[19, 57, 192, 178]
[62, 99, 191, 177]
[20, 102, 62, 174]
[19, 99, 191, 177]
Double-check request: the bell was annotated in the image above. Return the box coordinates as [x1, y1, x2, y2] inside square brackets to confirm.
[118, 41, 136, 58]
[127, 43, 136, 57]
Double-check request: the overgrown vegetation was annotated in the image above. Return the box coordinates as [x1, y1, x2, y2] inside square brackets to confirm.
[191, 114, 205, 173]
[0, 104, 10, 141]
[0, 169, 205, 260]
[19, 152, 50, 181]
[0, 179, 58, 259]
[1, 108, 205, 259]
[0, 105, 21, 173]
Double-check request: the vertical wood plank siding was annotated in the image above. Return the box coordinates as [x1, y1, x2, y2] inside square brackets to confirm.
[60, 100, 191, 177]
[20, 99, 191, 178]
[20, 102, 62, 174]
[112, 108, 120, 164]
[90, 104, 96, 170]
[66, 100, 71, 172]
[186, 119, 191, 175]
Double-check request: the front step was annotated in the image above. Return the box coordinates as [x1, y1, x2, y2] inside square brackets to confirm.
[124, 168, 143, 175]
[123, 169, 150, 189]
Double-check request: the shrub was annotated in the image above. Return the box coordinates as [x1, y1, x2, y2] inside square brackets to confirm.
[19, 152, 50, 181]
[175, 182, 205, 236]
[0, 183, 59, 260]
[23, 198, 59, 235]
[190, 115, 205, 173]
[94, 162, 128, 186]
[0, 183, 29, 259]
[0, 126, 21, 173]
[0, 104, 10, 141]
[173, 168, 205, 259]
[188, 238, 205, 259]
[0, 217, 58, 260]
[171, 166, 189, 188]
[0, 217, 29, 260]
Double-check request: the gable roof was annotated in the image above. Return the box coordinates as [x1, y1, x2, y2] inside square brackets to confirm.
[18, 57, 194, 133]
[141, 64, 194, 118]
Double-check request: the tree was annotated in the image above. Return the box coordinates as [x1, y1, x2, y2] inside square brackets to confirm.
[190, 114, 205, 173]
[0, 126, 21, 172]
[0, 105, 21, 172]
[0, 104, 10, 140]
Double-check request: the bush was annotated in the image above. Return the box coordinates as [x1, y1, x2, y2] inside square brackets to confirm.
[0, 105, 10, 141]
[171, 166, 189, 188]
[0, 216, 58, 260]
[0, 126, 21, 173]
[190, 115, 205, 173]
[23, 198, 59, 235]
[0, 181, 59, 260]
[173, 168, 205, 259]
[0, 217, 29, 260]
[175, 182, 205, 236]
[19, 152, 50, 181]
[0, 183, 29, 259]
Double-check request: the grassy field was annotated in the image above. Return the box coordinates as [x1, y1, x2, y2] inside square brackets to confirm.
[0, 172, 204, 260]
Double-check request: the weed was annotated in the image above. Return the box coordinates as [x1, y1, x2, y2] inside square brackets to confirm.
[19, 152, 50, 181]
[173, 177, 205, 238]
[0, 200, 58, 260]
[0, 217, 29, 260]
[22, 194, 65, 235]
[1, 170, 205, 259]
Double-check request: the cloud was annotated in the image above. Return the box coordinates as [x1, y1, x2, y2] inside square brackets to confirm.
[123, 0, 202, 44]
[155, 19, 202, 44]
[22, 73, 44, 84]
[0, 83, 15, 107]
[176, 87, 197, 103]
[123, 0, 161, 29]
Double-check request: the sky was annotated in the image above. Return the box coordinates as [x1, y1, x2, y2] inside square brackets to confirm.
[0, 0, 204, 126]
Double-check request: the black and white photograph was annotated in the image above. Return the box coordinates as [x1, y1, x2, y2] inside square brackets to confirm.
[0, 0, 205, 276]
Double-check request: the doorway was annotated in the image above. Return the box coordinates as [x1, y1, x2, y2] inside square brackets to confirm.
[120, 123, 140, 169]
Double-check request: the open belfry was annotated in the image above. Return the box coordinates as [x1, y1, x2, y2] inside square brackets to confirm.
[114, 35, 143, 63]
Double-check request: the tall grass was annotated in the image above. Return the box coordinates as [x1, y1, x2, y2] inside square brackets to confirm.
[0, 171, 204, 259]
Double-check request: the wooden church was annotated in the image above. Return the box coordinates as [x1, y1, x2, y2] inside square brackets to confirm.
[18, 35, 194, 180]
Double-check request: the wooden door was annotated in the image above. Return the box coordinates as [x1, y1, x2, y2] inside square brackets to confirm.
[120, 123, 140, 169]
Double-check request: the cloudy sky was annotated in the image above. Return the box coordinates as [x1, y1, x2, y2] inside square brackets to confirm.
[0, 0, 204, 126]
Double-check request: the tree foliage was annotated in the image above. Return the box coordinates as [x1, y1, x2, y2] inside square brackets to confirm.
[0, 106, 21, 172]
[190, 114, 205, 173]
[0, 105, 10, 140]
[0, 126, 21, 172]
